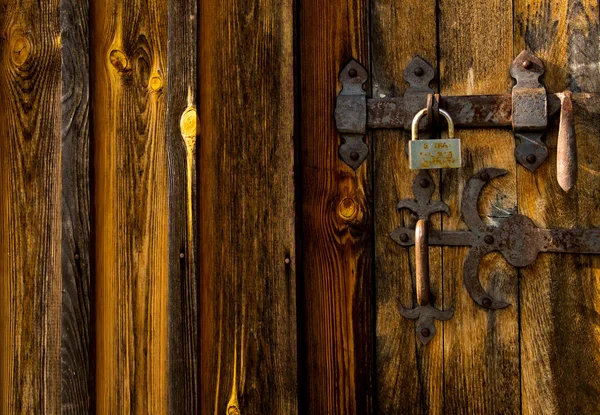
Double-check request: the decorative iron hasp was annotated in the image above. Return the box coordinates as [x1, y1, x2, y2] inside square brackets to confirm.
[335, 51, 577, 191]
[392, 168, 600, 319]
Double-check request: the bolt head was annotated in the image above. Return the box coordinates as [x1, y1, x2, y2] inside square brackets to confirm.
[522, 60, 533, 70]
[399, 233, 409, 242]
[421, 327, 431, 338]
[480, 172, 490, 182]
[482, 298, 492, 307]
[348, 68, 358, 78]
[419, 178, 430, 188]
[484, 235, 494, 244]
[350, 151, 360, 161]
[414, 67, 424, 76]
[526, 154, 537, 164]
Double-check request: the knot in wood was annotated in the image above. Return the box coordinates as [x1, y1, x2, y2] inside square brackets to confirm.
[109, 49, 129, 73]
[150, 75, 163, 92]
[180, 106, 197, 139]
[11, 36, 31, 67]
[339, 197, 358, 220]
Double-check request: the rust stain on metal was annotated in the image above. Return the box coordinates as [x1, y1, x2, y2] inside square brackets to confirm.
[557, 90, 577, 191]
[391, 168, 600, 312]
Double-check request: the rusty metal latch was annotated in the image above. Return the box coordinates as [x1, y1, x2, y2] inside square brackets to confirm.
[335, 51, 578, 191]
[392, 168, 600, 344]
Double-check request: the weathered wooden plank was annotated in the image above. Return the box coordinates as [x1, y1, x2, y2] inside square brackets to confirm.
[439, 1, 521, 414]
[371, 1, 442, 413]
[298, 0, 372, 413]
[60, 0, 93, 412]
[91, 1, 169, 412]
[0, 0, 62, 412]
[515, 1, 600, 413]
[198, 0, 297, 413]
[166, 0, 197, 412]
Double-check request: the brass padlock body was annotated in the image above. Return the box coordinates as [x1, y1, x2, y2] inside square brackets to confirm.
[409, 108, 462, 170]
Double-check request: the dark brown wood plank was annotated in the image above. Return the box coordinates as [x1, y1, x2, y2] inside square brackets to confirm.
[0, 0, 62, 412]
[371, 1, 442, 413]
[515, 1, 600, 413]
[166, 0, 197, 412]
[198, 0, 297, 413]
[439, 1, 521, 414]
[60, 0, 93, 412]
[298, 0, 372, 413]
[91, 0, 169, 411]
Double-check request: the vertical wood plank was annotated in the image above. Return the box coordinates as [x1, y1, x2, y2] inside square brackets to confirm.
[91, 0, 169, 412]
[371, 1, 441, 413]
[0, 0, 62, 412]
[298, 0, 373, 413]
[166, 0, 197, 412]
[60, 0, 93, 412]
[515, 1, 600, 413]
[439, 1, 521, 413]
[198, 0, 297, 413]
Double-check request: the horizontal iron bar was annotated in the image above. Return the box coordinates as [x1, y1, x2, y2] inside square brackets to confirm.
[367, 93, 563, 130]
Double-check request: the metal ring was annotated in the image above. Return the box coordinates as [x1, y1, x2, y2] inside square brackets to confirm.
[411, 108, 455, 140]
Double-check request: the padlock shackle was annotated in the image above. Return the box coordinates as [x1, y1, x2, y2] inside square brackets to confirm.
[411, 108, 455, 140]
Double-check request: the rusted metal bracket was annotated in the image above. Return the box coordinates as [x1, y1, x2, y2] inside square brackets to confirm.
[391, 168, 600, 320]
[335, 52, 577, 190]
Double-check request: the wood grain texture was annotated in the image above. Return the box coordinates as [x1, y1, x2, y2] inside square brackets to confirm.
[299, 0, 373, 413]
[198, 0, 297, 413]
[91, 0, 169, 412]
[439, 1, 521, 413]
[515, 1, 600, 413]
[166, 0, 197, 413]
[60, 0, 93, 412]
[370, 1, 441, 413]
[0, 0, 62, 412]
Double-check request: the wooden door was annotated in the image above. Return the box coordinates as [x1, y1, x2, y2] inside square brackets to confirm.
[301, 0, 600, 414]
[1, 0, 599, 414]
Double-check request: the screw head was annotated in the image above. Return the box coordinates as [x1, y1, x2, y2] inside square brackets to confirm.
[399, 233, 409, 242]
[526, 154, 537, 164]
[348, 68, 358, 78]
[484, 235, 494, 244]
[482, 298, 492, 307]
[414, 67, 424, 76]
[480, 172, 490, 182]
[522, 60, 533, 70]
[350, 151, 360, 161]
[421, 327, 431, 338]
[419, 178, 430, 188]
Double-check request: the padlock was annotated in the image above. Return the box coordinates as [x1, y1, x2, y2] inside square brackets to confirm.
[409, 108, 462, 170]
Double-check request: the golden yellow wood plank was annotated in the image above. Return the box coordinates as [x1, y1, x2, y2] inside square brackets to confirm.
[515, 1, 600, 413]
[439, 0, 521, 413]
[371, 0, 442, 413]
[91, 1, 169, 412]
[0, 0, 62, 412]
